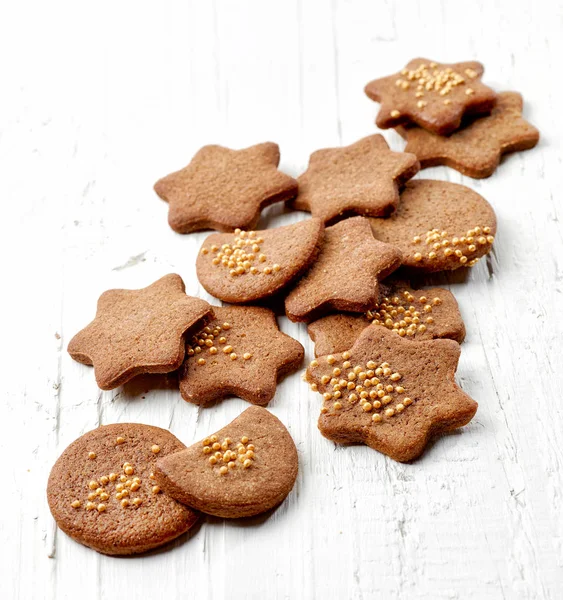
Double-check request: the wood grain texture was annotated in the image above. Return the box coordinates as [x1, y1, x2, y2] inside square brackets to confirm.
[1, 0, 562, 598]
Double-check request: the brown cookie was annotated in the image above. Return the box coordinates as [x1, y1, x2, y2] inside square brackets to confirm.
[154, 142, 298, 234]
[154, 407, 298, 518]
[47, 423, 199, 555]
[370, 179, 497, 272]
[196, 219, 323, 303]
[365, 59, 497, 135]
[179, 305, 304, 406]
[397, 92, 540, 178]
[307, 280, 466, 356]
[289, 135, 419, 224]
[68, 274, 213, 390]
[284, 217, 402, 322]
[305, 326, 477, 462]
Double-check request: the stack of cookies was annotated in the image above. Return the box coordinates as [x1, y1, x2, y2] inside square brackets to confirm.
[52, 56, 540, 556]
[364, 58, 539, 178]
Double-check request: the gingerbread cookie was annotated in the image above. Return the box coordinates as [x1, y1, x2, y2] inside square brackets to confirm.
[365, 59, 497, 135]
[308, 280, 465, 356]
[47, 423, 199, 555]
[179, 306, 304, 406]
[155, 407, 298, 518]
[289, 135, 419, 224]
[397, 92, 540, 178]
[68, 274, 213, 390]
[370, 179, 496, 272]
[285, 217, 402, 322]
[196, 219, 323, 303]
[154, 143, 298, 233]
[305, 326, 477, 462]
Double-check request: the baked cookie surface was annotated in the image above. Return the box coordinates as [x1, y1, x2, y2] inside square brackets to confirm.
[155, 407, 298, 518]
[305, 326, 477, 462]
[196, 219, 323, 303]
[154, 142, 298, 233]
[285, 217, 402, 322]
[398, 91, 540, 178]
[365, 58, 497, 135]
[179, 305, 304, 406]
[68, 274, 213, 390]
[290, 135, 419, 224]
[47, 423, 199, 555]
[307, 280, 465, 356]
[370, 179, 497, 272]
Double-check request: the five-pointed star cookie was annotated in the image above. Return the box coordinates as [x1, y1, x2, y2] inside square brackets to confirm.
[289, 135, 420, 224]
[397, 91, 540, 178]
[307, 278, 466, 356]
[179, 306, 304, 406]
[154, 142, 298, 233]
[365, 58, 497, 135]
[305, 326, 477, 462]
[68, 274, 213, 390]
[285, 217, 402, 322]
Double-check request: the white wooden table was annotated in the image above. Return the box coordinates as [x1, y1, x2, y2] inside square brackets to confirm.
[2, 1, 562, 598]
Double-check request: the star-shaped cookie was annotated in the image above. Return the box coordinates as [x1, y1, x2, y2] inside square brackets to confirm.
[365, 58, 497, 135]
[289, 135, 420, 224]
[307, 278, 466, 356]
[68, 274, 213, 390]
[179, 306, 304, 406]
[397, 92, 540, 178]
[305, 326, 477, 462]
[154, 142, 298, 233]
[285, 217, 402, 322]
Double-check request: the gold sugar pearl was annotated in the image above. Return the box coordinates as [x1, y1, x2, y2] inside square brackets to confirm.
[390, 109, 401, 118]
[404, 398, 413, 406]
[86, 502, 96, 511]
[99, 492, 109, 501]
[321, 376, 330, 385]
[124, 466, 134, 476]
[310, 359, 319, 368]
[109, 473, 117, 481]
[132, 498, 142, 506]
[209, 456, 218, 465]
[219, 466, 228, 475]
[99, 476, 109, 485]
[372, 413, 382, 423]
[88, 481, 99, 491]
[212, 442, 221, 450]
[333, 401, 342, 410]
[97, 503, 106, 513]
[327, 355, 336, 365]
[210, 435, 218, 443]
[152, 486, 161, 494]
[71, 500, 81, 509]
[121, 499, 130, 508]
[385, 408, 395, 417]
[198, 358, 206, 365]
[88, 452, 96, 460]
[230, 353, 237, 360]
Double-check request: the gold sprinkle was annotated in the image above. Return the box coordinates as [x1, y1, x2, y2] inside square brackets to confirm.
[116, 437, 125, 445]
[390, 109, 401, 118]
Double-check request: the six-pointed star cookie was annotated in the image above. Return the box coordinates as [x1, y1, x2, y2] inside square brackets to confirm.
[397, 91, 540, 178]
[289, 135, 419, 224]
[155, 407, 298, 518]
[154, 142, 298, 234]
[179, 306, 304, 406]
[365, 58, 497, 135]
[68, 274, 213, 390]
[370, 179, 497, 272]
[305, 326, 477, 462]
[196, 218, 323, 303]
[285, 217, 402, 322]
[307, 278, 466, 356]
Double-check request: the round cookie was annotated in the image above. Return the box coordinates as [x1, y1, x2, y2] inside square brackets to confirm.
[155, 407, 298, 518]
[196, 218, 323, 303]
[48, 423, 199, 555]
[370, 179, 497, 272]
